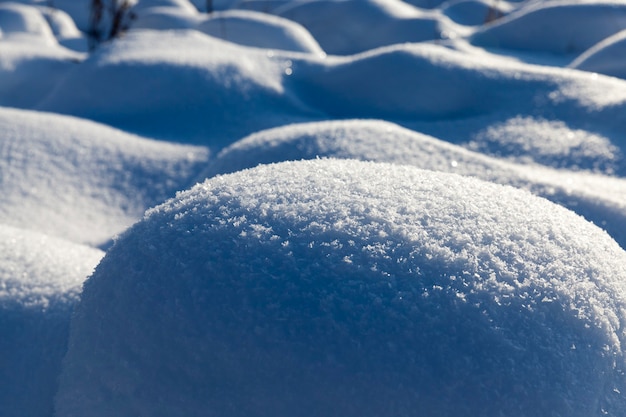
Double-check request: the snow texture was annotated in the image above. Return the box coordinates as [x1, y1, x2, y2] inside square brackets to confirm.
[57, 159, 626, 417]
[570, 29, 626, 80]
[36, 29, 322, 147]
[0, 224, 103, 417]
[0, 106, 209, 247]
[471, 0, 626, 54]
[204, 119, 626, 248]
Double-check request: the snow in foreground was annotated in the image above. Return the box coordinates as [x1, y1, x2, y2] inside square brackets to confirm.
[57, 160, 626, 417]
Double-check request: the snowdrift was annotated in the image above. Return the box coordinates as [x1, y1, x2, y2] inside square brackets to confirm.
[57, 159, 626, 417]
[0, 225, 103, 417]
[205, 119, 626, 248]
[37, 29, 322, 147]
[0, 107, 209, 247]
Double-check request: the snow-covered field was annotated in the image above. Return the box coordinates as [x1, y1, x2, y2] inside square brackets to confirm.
[2, 0, 626, 416]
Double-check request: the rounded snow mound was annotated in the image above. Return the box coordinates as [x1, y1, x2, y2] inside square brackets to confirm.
[570, 30, 626, 80]
[276, 0, 441, 55]
[57, 159, 626, 417]
[0, 2, 56, 43]
[0, 224, 103, 417]
[471, 1, 626, 54]
[0, 107, 209, 247]
[197, 10, 324, 53]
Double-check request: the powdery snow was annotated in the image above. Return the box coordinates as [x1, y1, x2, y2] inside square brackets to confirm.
[470, 0, 626, 55]
[275, 0, 446, 55]
[0, 106, 209, 247]
[3, 0, 626, 415]
[570, 29, 626, 80]
[203, 119, 626, 247]
[36, 29, 323, 147]
[57, 159, 626, 417]
[196, 10, 324, 53]
[0, 224, 103, 417]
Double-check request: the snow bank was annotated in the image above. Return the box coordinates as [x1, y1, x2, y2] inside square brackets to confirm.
[570, 30, 626, 80]
[441, 0, 513, 26]
[471, 1, 626, 54]
[0, 224, 103, 417]
[57, 159, 626, 417]
[276, 0, 444, 55]
[0, 2, 84, 108]
[0, 107, 209, 247]
[196, 10, 324, 53]
[288, 42, 626, 173]
[0, 2, 56, 43]
[204, 119, 626, 248]
[37, 29, 322, 147]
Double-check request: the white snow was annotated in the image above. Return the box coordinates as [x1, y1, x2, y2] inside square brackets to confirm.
[196, 10, 324, 53]
[275, 0, 446, 55]
[204, 119, 626, 247]
[0, 224, 103, 417]
[470, 0, 626, 55]
[36, 29, 323, 147]
[3, 0, 626, 415]
[0, 106, 210, 247]
[570, 29, 626, 80]
[57, 159, 626, 417]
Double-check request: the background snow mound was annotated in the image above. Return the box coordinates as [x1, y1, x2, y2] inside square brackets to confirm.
[203, 119, 626, 248]
[276, 0, 443, 55]
[570, 29, 626, 80]
[196, 9, 324, 53]
[0, 107, 210, 247]
[471, 1, 626, 54]
[0, 2, 56, 43]
[36, 29, 322, 147]
[57, 159, 626, 417]
[130, 5, 202, 30]
[0, 37, 82, 108]
[0, 224, 103, 417]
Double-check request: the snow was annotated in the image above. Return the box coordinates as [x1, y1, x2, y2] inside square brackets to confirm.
[275, 0, 446, 55]
[570, 29, 626, 80]
[204, 119, 626, 247]
[3, 0, 626, 415]
[196, 10, 324, 53]
[0, 224, 103, 417]
[57, 159, 626, 417]
[470, 1, 626, 55]
[36, 29, 322, 147]
[0, 106, 210, 247]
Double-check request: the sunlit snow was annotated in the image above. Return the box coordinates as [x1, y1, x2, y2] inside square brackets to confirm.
[2, 0, 626, 416]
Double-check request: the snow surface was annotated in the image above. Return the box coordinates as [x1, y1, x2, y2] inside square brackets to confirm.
[570, 29, 626, 80]
[0, 106, 210, 247]
[0, 224, 103, 417]
[3, 0, 626, 415]
[58, 159, 626, 417]
[204, 119, 626, 247]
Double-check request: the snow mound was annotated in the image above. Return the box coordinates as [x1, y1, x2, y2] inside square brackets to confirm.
[276, 0, 443, 55]
[37, 29, 322, 147]
[130, 5, 201, 30]
[471, 1, 626, 54]
[196, 10, 324, 53]
[570, 30, 626, 80]
[441, 0, 512, 26]
[289, 42, 626, 173]
[0, 2, 56, 43]
[0, 107, 209, 247]
[0, 2, 85, 106]
[0, 224, 103, 417]
[205, 119, 626, 248]
[57, 159, 626, 417]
